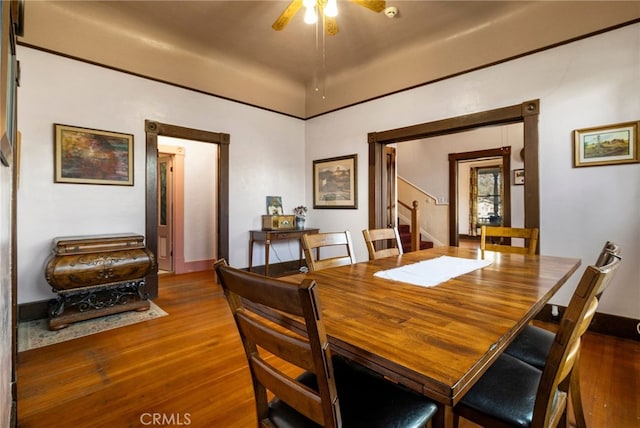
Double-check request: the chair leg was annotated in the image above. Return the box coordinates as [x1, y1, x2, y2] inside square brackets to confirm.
[570, 354, 588, 428]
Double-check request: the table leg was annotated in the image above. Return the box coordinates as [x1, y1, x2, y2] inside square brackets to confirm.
[432, 403, 455, 428]
[265, 239, 271, 277]
[248, 238, 255, 273]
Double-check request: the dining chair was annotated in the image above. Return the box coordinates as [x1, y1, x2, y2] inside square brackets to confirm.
[503, 241, 621, 428]
[301, 231, 356, 272]
[480, 225, 539, 255]
[214, 260, 438, 428]
[453, 254, 622, 428]
[362, 227, 403, 260]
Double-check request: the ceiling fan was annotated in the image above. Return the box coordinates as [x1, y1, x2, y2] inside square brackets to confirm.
[272, 0, 386, 36]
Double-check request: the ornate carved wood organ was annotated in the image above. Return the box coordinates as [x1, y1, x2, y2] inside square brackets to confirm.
[44, 234, 156, 330]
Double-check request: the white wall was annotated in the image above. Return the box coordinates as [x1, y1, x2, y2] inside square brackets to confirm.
[17, 46, 305, 304]
[305, 24, 640, 319]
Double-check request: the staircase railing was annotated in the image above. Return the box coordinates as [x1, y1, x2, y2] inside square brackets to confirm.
[398, 200, 420, 251]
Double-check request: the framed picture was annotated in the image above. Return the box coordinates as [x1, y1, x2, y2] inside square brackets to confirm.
[513, 169, 524, 185]
[313, 154, 357, 209]
[54, 124, 134, 185]
[573, 121, 639, 167]
[266, 195, 283, 215]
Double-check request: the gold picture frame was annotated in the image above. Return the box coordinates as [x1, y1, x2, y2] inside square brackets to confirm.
[54, 124, 134, 185]
[313, 154, 357, 209]
[573, 121, 639, 167]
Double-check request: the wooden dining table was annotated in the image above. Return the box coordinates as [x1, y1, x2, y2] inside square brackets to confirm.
[280, 246, 581, 428]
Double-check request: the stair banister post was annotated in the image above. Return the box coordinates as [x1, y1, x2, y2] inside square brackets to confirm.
[411, 200, 419, 252]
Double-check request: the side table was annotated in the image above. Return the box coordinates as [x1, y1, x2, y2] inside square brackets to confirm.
[249, 228, 319, 277]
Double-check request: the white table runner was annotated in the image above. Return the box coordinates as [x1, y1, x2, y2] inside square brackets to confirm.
[373, 255, 492, 288]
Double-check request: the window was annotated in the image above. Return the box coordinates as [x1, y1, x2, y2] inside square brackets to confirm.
[476, 166, 502, 226]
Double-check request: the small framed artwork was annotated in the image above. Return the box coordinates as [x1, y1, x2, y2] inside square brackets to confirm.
[313, 154, 357, 209]
[266, 196, 283, 215]
[573, 121, 639, 167]
[54, 124, 134, 185]
[513, 169, 525, 185]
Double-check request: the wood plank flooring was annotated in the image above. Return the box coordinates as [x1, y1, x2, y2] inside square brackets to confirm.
[17, 270, 640, 427]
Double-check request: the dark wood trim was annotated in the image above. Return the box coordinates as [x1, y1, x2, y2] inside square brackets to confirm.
[369, 100, 539, 244]
[145, 120, 230, 298]
[448, 147, 511, 247]
[367, 133, 384, 229]
[17, 299, 50, 322]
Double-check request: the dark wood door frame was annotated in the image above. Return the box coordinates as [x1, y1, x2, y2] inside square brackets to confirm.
[448, 147, 511, 246]
[145, 120, 230, 298]
[368, 99, 539, 248]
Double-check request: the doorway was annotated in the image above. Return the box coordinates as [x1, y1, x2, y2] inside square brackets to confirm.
[449, 146, 511, 246]
[145, 120, 230, 298]
[157, 152, 174, 272]
[368, 99, 539, 249]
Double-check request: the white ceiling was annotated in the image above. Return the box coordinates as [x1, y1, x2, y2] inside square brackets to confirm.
[18, 1, 640, 118]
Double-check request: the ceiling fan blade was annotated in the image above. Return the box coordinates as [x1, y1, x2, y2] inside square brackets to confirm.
[349, 0, 386, 13]
[325, 16, 338, 36]
[272, 0, 304, 31]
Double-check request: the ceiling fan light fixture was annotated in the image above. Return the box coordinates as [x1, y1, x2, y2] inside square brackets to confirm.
[325, 0, 338, 17]
[304, 5, 317, 24]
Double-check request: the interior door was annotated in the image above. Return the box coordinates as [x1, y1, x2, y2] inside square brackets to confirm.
[384, 146, 397, 227]
[157, 154, 174, 271]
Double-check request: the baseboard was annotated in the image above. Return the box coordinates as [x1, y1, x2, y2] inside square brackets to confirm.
[535, 303, 640, 341]
[19, 299, 51, 322]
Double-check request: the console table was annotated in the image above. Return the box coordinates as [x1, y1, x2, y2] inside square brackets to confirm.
[248, 228, 319, 277]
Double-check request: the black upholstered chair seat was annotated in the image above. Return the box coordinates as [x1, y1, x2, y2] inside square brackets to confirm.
[270, 356, 438, 428]
[456, 353, 558, 428]
[503, 324, 554, 369]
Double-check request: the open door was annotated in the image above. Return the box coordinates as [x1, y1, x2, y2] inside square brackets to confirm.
[157, 154, 174, 272]
[384, 146, 397, 228]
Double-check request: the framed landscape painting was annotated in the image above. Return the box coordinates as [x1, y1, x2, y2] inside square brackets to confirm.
[313, 154, 357, 209]
[54, 124, 134, 185]
[573, 121, 639, 167]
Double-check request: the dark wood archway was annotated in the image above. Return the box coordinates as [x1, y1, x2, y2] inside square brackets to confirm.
[368, 99, 539, 248]
[145, 120, 229, 298]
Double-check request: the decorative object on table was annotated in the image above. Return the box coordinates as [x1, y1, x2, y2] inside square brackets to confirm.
[513, 168, 524, 185]
[54, 124, 134, 185]
[261, 214, 295, 230]
[265, 195, 283, 214]
[573, 121, 639, 167]
[313, 154, 357, 209]
[18, 301, 167, 352]
[293, 205, 307, 229]
[44, 233, 156, 330]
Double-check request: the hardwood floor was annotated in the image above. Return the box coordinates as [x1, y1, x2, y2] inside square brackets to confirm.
[17, 270, 639, 427]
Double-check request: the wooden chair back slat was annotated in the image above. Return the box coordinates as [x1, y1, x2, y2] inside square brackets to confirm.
[302, 231, 356, 272]
[480, 225, 539, 255]
[362, 227, 403, 260]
